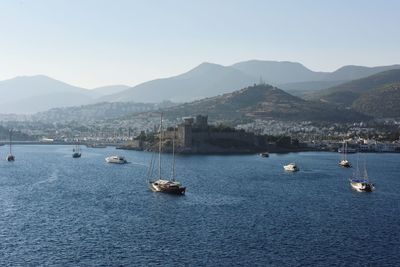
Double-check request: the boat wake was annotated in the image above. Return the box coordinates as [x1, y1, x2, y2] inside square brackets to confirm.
[31, 169, 59, 188]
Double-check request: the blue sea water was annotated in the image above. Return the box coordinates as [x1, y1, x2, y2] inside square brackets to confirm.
[0, 145, 399, 266]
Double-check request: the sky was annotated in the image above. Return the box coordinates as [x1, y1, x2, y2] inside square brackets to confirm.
[0, 0, 399, 88]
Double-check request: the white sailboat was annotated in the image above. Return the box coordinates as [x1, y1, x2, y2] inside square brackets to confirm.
[148, 113, 186, 195]
[339, 141, 351, 167]
[349, 157, 374, 192]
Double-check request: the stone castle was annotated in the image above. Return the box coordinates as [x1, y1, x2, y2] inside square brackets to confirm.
[163, 115, 266, 154]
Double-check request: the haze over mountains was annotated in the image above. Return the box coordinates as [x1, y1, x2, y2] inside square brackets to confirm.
[103, 60, 400, 103]
[0, 76, 129, 114]
[1, 60, 400, 115]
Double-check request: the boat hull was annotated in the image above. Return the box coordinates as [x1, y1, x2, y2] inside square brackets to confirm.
[283, 164, 299, 172]
[350, 179, 374, 192]
[72, 153, 81, 158]
[105, 157, 127, 164]
[339, 160, 351, 168]
[149, 181, 186, 195]
[6, 154, 15, 161]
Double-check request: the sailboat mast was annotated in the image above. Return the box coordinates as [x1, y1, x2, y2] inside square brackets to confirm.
[355, 153, 360, 179]
[171, 127, 176, 181]
[158, 113, 163, 179]
[344, 142, 347, 161]
[9, 130, 12, 154]
[363, 159, 369, 182]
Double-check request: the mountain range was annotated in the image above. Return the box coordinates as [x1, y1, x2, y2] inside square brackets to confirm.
[311, 69, 400, 118]
[103, 61, 400, 103]
[0, 76, 129, 114]
[1, 60, 400, 115]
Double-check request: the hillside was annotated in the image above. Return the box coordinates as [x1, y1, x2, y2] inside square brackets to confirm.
[325, 65, 400, 81]
[162, 84, 368, 122]
[91, 85, 130, 96]
[352, 83, 400, 118]
[2, 61, 400, 115]
[312, 69, 400, 108]
[103, 61, 400, 104]
[31, 101, 176, 123]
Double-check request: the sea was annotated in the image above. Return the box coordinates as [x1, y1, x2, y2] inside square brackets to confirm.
[0, 145, 399, 266]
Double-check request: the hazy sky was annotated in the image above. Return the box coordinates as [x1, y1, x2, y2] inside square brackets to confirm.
[0, 0, 399, 88]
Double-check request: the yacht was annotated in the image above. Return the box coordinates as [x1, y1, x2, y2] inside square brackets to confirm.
[259, 152, 269, 157]
[283, 163, 299, 172]
[350, 158, 374, 192]
[105, 155, 127, 164]
[350, 179, 374, 192]
[149, 179, 186, 195]
[6, 130, 15, 162]
[148, 113, 186, 195]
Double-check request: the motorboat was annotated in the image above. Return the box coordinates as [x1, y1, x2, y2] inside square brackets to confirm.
[259, 152, 269, 157]
[105, 155, 127, 164]
[283, 163, 299, 172]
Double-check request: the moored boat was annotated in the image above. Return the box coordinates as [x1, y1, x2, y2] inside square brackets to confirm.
[148, 113, 186, 195]
[339, 141, 351, 167]
[6, 130, 15, 162]
[349, 179, 374, 192]
[259, 152, 269, 157]
[149, 179, 186, 195]
[72, 144, 81, 158]
[349, 157, 374, 192]
[105, 155, 127, 164]
[283, 163, 299, 172]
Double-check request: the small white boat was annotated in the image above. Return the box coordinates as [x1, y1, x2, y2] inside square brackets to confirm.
[339, 159, 351, 167]
[283, 163, 299, 172]
[259, 152, 269, 157]
[105, 155, 127, 164]
[339, 141, 351, 167]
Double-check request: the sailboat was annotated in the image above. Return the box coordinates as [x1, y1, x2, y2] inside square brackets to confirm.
[72, 143, 81, 158]
[6, 130, 15, 162]
[148, 113, 186, 195]
[349, 156, 374, 192]
[339, 141, 351, 168]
